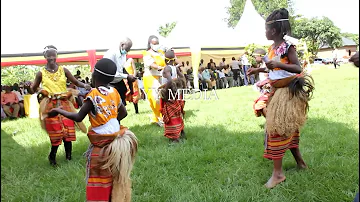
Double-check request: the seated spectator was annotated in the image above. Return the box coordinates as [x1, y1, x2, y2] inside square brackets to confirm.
[1, 86, 20, 119]
[201, 67, 212, 89]
[198, 68, 206, 90]
[223, 65, 234, 88]
[12, 84, 25, 117]
[215, 67, 226, 89]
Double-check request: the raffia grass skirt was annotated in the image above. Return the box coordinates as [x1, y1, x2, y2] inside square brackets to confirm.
[266, 87, 307, 137]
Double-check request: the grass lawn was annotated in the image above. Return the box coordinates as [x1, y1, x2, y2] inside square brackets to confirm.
[1, 64, 359, 202]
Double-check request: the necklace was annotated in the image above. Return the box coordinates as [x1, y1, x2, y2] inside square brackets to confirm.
[44, 65, 61, 82]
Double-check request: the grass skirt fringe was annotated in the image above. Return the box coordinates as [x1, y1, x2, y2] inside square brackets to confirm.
[266, 87, 307, 137]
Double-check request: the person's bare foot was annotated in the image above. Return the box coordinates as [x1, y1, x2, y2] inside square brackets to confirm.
[265, 174, 286, 189]
[297, 161, 308, 169]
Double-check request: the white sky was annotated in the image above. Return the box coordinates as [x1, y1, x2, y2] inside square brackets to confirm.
[1, 0, 358, 54]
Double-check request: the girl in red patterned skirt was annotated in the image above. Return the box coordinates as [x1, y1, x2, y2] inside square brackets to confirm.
[159, 51, 187, 143]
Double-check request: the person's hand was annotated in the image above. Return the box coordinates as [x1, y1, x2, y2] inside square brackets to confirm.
[349, 52, 359, 67]
[84, 84, 92, 91]
[48, 108, 60, 118]
[127, 75, 136, 82]
[265, 60, 279, 70]
[246, 68, 258, 76]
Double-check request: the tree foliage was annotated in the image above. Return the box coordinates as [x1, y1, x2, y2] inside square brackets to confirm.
[158, 22, 177, 38]
[244, 43, 268, 66]
[225, 0, 294, 28]
[1, 65, 92, 85]
[292, 17, 343, 58]
[341, 32, 359, 46]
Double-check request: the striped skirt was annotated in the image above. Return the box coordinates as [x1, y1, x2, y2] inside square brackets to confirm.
[161, 99, 185, 139]
[263, 131, 300, 160]
[44, 100, 76, 146]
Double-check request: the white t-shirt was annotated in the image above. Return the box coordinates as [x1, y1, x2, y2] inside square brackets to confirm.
[103, 49, 128, 83]
[215, 70, 225, 78]
[241, 55, 250, 66]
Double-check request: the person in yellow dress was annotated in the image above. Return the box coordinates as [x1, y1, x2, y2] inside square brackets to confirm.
[31, 45, 91, 166]
[142, 35, 182, 126]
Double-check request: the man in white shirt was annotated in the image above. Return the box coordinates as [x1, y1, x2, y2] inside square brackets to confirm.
[215, 68, 226, 89]
[103, 37, 136, 106]
[241, 52, 254, 86]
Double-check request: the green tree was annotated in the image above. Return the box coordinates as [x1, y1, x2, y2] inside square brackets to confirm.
[225, 0, 294, 28]
[1, 66, 39, 85]
[158, 22, 177, 38]
[341, 32, 359, 46]
[292, 17, 343, 58]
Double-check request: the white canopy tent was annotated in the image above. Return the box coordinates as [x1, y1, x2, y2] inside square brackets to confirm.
[233, 0, 272, 46]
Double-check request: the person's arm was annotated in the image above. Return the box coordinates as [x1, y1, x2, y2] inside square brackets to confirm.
[64, 68, 91, 90]
[176, 66, 185, 80]
[48, 99, 93, 122]
[13, 93, 19, 104]
[270, 46, 302, 73]
[143, 54, 161, 70]
[247, 68, 268, 76]
[30, 71, 42, 94]
[117, 103, 127, 121]
[1, 94, 5, 105]
[130, 59, 137, 77]
[175, 59, 183, 67]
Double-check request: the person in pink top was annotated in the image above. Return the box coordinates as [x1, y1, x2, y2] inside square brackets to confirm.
[1, 86, 20, 119]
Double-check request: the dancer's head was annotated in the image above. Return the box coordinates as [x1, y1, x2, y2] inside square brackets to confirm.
[162, 65, 172, 80]
[92, 58, 117, 87]
[119, 37, 133, 55]
[165, 49, 175, 65]
[43, 45, 58, 66]
[253, 48, 267, 63]
[265, 8, 291, 40]
[147, 35, 159, 51]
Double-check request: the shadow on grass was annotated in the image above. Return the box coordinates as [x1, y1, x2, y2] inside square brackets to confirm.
[1, 116, 358, 202]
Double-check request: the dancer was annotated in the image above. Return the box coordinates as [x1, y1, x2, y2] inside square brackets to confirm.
[142, 35, 182, 126]
[247, 8, 314, 189]
[252, 48, 271, 118]
[31, 45, 90, 166]
[48, 58, 138, 202]
[161, 49, 183, 84]
[124, 58, 141, 114]
[159, 62, 187, 143]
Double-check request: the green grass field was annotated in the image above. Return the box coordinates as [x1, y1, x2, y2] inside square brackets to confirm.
[1, 64, 359, 202]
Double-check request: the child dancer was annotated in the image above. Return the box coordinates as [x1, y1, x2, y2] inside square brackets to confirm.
[159, 51, 187, 143]
[31, 45, 90, 166]
[247, 8, 314, 189]
[48, 58, 138, 202]
[252, 48, 271, 118]
[161, 49, 182, 85]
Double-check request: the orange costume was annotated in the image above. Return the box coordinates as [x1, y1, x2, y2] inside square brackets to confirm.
[84, 86, 137, 202]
